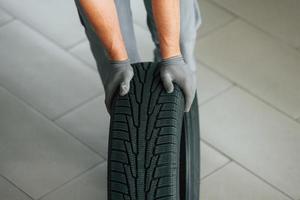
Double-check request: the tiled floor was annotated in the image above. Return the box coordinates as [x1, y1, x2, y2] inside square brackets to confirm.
[0, 0, 299, 199]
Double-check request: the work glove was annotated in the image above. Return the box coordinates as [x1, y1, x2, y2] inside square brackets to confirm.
[159, 55, 197, 112]
[103, 59, 134, 114]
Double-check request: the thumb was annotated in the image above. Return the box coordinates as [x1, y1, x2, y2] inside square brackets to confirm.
[105, 94, 112, 115]
[161, 72, 174, 93]
[119, 71, 133, 96]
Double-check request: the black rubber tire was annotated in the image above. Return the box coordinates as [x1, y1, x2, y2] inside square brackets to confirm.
[108, 62, 200, 200]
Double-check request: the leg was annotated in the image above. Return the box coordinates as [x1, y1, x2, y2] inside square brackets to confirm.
[143, 0, 202, 71]
[73, 0, 141, 85]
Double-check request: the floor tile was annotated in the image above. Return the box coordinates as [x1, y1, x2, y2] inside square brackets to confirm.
[0, 21, 103, 120]
[69, 40, 97, 69]
[200, 142, 229, 178]
[200, 162, 291, 200]
[0, 176, 32, 200]
[196, 19, 300, 118]
[134, 24, 155, 62]
[211, 0, 300, 48]
[197, 0, 235, 37]
[0, 7, 12, 26]
[41, 163, 107, 200]
[55, 95, 109, 158]
[0, 0, 86, 48]
[200, 86, 300, 199]
[197, 64, 232, 104]
[0, 87, 103, 199]
[131, 0, 147, 29]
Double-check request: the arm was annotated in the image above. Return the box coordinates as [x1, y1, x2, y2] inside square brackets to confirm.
[152, 0, 181, 59]
[152, 0, 197, 112]
[79, 0, 133, 113]
[79, 0, 128, 61]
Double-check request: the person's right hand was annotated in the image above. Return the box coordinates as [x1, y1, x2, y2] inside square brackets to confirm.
[103, 59, 134, 114]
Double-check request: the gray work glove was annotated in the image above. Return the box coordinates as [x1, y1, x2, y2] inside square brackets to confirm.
[103, 59, 134, 114]
[159, 55, 197, 112]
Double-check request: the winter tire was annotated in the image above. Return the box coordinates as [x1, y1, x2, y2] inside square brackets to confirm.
[108, 62, 200, 200]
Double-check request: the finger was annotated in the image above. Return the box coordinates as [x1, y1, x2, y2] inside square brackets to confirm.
[105, 83, 118, 114]
[183, 84, 195, 112]
[161, 72, 174, 93]
[120, 71, 133, 96]
[105, 95, 112, 115]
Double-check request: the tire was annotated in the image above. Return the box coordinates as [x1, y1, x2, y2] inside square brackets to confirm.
[108, 62, 200, 200]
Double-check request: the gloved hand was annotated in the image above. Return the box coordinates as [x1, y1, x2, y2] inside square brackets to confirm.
[159, 55, 197, 112]
[103, 59, 134, 114]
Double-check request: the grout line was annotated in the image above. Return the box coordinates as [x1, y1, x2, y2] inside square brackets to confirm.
[65, 37, 87, 51]
[0, 6, 85, 50]
[0, 75, 103, 123]
[52, 92, 103, 121]
[37, 160, 106, 200]
[197, 16, 238, 40]
[231, 160, 296, 200]
[0, 7, 97, 71]
[199, 138, 296, 200]
[200, 138, 233, 162]
[68, 49, 99, 72]
[53, 120, 108, 159]
[208, 0, 300, 51]
[197, 59, 300, 123]
[200, 160, 231, 181]
[198, 84, 235, 106]
[196, 59, 238, 86]
[0, 86, 106, 159]
[0, 17, 15, 28]
[0, 174, 34, 200]
[202, 0, 239, 18]
[0, 15, 102, 117]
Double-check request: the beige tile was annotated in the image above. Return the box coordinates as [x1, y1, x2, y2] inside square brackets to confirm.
[197, 0, 235, 37]
[200, 86, 300, 199]
[0, 7, 12, 25]
[41, 163, 107, 200]
[201, 162, 291, 200]
[134, 24, 155, 62]
[0, 0, 86, 48]
[197, 20, 300, 118]
[200, 142, 229, 178]
[197, 64, 232, 104]
[0, 176, 32, 200]
[0, 21, 103, 120]
[0, 87, 103, 199]
[55, 95, 109, 158]
[69, 40, 97, 69]
[211, 0, 300, 48]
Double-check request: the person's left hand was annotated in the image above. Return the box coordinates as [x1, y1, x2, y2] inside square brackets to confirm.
[159, 55, 197, 112]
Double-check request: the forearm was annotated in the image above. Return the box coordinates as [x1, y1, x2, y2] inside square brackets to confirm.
[152, 0, 181, 59]
[79, 0, 128, 61]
